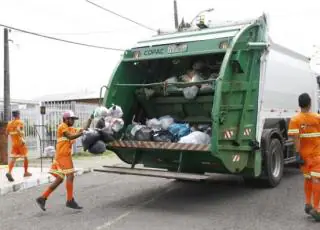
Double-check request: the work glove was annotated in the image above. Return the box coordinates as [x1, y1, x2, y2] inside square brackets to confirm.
[296, 153, 305, 165]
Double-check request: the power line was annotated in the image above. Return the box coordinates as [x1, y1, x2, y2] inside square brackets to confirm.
[0, 23, 125, 51]
[86, 0, 156, 32]
[44, 27, 139, 36]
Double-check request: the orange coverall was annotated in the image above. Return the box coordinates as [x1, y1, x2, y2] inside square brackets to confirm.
[49, 122, 77, 178]
[288, 112, 320, 211]
[6, 119, 28, 158]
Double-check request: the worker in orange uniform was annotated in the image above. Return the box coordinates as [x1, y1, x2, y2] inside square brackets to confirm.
[288, 93, 320, 221]
[36, 110, 93, 210]
[5, 110, 32, 182]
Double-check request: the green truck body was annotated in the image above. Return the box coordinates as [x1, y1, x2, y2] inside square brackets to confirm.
[95, 14, 319, 187]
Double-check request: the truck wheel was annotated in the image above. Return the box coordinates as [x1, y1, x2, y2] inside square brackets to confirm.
[262, 138, 284, 187]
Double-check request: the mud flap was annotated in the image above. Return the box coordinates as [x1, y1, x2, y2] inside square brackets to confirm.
[254, 150, 262, 177]
[219, 152, 248, 173]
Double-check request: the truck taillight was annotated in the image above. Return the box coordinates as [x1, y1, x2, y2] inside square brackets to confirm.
[219, 41, 229, 49]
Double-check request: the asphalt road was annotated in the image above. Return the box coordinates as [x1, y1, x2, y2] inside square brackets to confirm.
[0, 168, 319, 230]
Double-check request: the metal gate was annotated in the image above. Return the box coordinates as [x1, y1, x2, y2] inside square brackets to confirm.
[17, 101, 97, 159]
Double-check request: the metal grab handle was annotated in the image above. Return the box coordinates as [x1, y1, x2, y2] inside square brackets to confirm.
[99, 85, 109, 106]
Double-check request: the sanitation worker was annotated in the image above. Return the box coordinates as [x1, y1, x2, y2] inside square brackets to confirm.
[288, 93, 320, 221]
[5, 110, 32, 182]
[36, 110, 93, 211]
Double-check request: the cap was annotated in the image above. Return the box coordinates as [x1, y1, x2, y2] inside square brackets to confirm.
[12, 110, 20, 117]
[63, 110, 79, 120]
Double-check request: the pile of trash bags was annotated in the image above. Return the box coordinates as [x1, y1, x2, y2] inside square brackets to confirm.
[82, 104, 124, 154]
[162, 60, 218, 100]
[124, 115, 211, 145]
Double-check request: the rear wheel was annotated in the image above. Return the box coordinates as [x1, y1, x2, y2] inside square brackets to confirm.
[263, 138, 284, 187]
[244, 138, 284, 188]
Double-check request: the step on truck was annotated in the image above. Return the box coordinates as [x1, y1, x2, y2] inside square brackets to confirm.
[94, 14, 319, 187]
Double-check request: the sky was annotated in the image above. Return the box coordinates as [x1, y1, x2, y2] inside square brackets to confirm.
[0, 0, 319, 100]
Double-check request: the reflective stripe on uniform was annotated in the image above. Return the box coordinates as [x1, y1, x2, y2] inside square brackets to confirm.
[310, 171, 320, 178]
[9, 131, 19, 135]
[299, 132, 320, 138]
[57, 137, 70, 143]
[304, 173, 312, 179]
[288, 129, 299, 134]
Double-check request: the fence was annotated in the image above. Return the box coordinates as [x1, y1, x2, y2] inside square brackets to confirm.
[17, 101, 97, 159]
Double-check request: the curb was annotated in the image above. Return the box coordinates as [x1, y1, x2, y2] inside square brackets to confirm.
[0, 168, 92, 196]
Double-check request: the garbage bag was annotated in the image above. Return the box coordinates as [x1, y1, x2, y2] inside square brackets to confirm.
[159, 115, 174, 130]
[94, 106, 110, 118]
[197, 124, 211, 132]
[82, 129, 101, 151]
[104, 117, 124, 133]
[99, 127, 115, 143]
[191, 73, 204, 83]
[88, 140, 106, 155]
[108, 104, 123, 118]
[134, 127, 154, 141]
[152, 130, 175, 142]
[168, 123, 191, 140]
[165, 76, 180, 91]
[44, 146, 55, 158]
[178, 131, 211, 144]
[183, 86, 199, 100]
[124, 124, 146, 140]
[146, 118, 162, 131]
[95, 117, 106, 129]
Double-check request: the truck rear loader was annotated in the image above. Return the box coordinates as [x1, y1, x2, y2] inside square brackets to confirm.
[94, 14, 319, 187]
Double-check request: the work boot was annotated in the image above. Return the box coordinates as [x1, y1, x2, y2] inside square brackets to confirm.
[310, 209, 320, 221]
[305, 204, 313, 215]
[36, 197, 47, 211]
[66, 198, 83, 210]
[6, 173, 14, 182]
[24, 172, 32, 177]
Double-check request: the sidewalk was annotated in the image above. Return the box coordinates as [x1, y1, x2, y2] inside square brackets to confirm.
[0, 153, 123, 196]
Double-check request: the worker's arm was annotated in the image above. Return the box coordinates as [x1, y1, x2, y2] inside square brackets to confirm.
[288, 117, 303, 164]
[16, 121, 26, 144]
[63, 130, 83, 140]
[83, 114, 94, 130]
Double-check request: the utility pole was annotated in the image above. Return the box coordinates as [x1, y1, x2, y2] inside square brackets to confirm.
[4, 28, 10, 122]
[174, 0, 179, 29]
[0, 28, 10, 165]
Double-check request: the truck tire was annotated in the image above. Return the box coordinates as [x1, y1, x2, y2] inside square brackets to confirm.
[244, 138, 284, 188]
[262, 138, 284, 187]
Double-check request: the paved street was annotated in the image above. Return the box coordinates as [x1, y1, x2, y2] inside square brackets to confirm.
[0, 167, 319, 230]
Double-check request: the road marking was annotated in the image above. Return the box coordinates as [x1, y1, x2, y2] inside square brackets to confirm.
[96, 185, 177, 230]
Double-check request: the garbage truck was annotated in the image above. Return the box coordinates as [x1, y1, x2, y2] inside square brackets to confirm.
[93, 14, 319, 187]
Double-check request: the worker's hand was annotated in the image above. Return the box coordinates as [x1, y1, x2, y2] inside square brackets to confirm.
[296, 153, 305, 165]
[21, 138, 26, 145]
[77, 129, 84, 136]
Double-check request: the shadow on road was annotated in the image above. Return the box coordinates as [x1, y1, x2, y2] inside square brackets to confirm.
[104, 166, 302, 213]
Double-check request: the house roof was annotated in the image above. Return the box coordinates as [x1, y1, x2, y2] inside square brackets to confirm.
[0, 98, 39, 105]
[33, 90, 101, 102]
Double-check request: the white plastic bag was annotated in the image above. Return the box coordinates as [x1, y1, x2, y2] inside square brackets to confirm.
[93, 106, 110, 118]
[159, 115, 174, 130]
[146, 118, 162, 131]
[178, 131, 211, 144]
[108, 104, 123, 118]
[104, 117, 124, 133]
[183, 86, 199, 99]
[130, 124, 145, 137]
[44, 146, 55, 158]
[191, 73, 204, 83]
